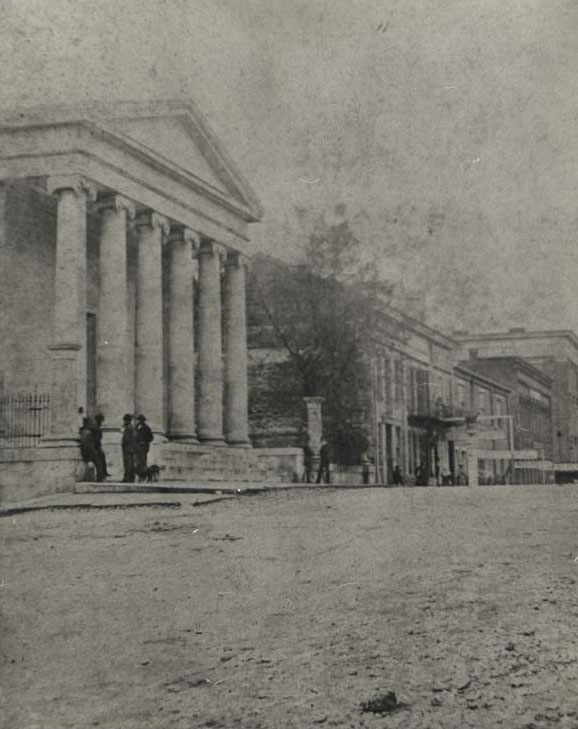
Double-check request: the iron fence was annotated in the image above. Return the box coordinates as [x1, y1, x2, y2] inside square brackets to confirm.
[0, 390, 51, 448]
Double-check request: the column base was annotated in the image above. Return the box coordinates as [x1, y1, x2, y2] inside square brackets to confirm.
[198, 436, 227, 447]
[168, 432, 199, 444]
[152, 432, 169, 444]
[226, 438, 253, 449]
[40, 435, 80, 448]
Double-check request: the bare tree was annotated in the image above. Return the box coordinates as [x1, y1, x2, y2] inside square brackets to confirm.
[250, 213, 393, 464]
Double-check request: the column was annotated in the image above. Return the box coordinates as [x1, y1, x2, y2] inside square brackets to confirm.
[134, 212, 169, 436]
[167, 226, 198, 441]
[196, 239, 225, 444]
[223, 252, 251, 446]
[45, 175, 96, 440]
[96, 194, 135, 430]
[466, 415, 479, 486]
[391, 426, 398, 471]
[379, 418, 388, 484]
[401, 360, 410, 476]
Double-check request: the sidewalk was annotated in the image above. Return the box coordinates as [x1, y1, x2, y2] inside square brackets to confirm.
[0, 479, 380, 515]
[0, 489, 236, 516]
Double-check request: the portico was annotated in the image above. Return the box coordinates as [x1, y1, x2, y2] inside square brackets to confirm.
[0, 101, 300, 497]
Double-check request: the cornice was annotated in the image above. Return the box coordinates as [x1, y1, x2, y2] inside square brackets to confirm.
[0, 100, 263, 222]
[85, 122, 261, 223]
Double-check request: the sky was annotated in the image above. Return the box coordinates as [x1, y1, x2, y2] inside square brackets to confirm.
[1, 0, 577, 332]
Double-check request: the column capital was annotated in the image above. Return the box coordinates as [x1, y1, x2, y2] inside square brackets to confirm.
[96, 193, 136, 219]
[225, 250, 251, 271]
[134, 211, 170, 236]
[46, 174, 97, 201]
[168, 225, 200, 252]
[198, 238, 227, 263]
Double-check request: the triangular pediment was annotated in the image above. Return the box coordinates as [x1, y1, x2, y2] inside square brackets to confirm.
[105, 115, 232, 197]
[0, 100, 263, 221]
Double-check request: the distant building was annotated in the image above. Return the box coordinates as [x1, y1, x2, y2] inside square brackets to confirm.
[450, 363, 512, 485]
[370, 305, 455, 484]
[371, 317, 513, 486]
[247, 255, 517, 485]
[457, 355, 553, 483]
[455, 329, 578, 479]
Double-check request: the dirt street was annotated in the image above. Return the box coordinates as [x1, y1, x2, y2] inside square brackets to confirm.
[1, 485, 578, 729]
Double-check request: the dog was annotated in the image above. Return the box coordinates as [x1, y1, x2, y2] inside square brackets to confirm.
[144, 464, 160, 483]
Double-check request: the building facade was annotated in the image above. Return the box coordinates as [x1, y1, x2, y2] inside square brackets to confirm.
[247, 256, 517, 485]
[0, 102, 300, 501]
[370, 314, 513, 486]
[445, 363, 512, 485]
[455, 329, 577, 478]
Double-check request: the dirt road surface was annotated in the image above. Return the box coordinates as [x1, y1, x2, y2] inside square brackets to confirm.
[1, 485, 578, 729]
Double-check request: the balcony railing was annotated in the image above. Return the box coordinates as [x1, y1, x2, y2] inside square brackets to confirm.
[409, 397, 457, 420]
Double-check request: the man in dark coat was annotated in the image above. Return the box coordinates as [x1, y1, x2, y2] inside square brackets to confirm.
[121, 414, 137, 483]
[392, 465, 404, 485]
[79, 417, 103, 481]
[303, 438, 313, 483]
[316, 439, 331, 484]
[93, 413, 109, 480]
[135, 414, 154, 478]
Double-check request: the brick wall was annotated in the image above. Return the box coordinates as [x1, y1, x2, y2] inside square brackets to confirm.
[248, 349, 305, 448]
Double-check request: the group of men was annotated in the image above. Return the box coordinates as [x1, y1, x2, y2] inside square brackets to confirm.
[79, 413, 108, 482]
[120, 413, 153, 483]
[78, 411, 153, 483]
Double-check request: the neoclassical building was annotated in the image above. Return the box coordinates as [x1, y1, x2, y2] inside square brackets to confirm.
[0, 101, 299, 499]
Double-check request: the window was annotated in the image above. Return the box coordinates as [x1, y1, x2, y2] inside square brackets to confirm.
[394, 360, 403, 403]
[477, 388, 489, 414]
[457, 382, 467, 410]
[494, 396, 504, 416]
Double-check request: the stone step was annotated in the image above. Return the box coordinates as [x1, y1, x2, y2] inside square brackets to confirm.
[74, 480, 282, 495]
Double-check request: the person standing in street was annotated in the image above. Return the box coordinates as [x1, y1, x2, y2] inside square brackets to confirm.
[392, 464, 404, 485]
[135, 414, 154, 478]
[79, 417, 104, 481]
[121, 414, 137, 483]
[303, 437, 313, 483]
[93, 413, 109, 480]
[316, 438, 331, 484]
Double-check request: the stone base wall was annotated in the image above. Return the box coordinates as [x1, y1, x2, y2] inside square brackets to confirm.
[157, 444, 303, 483]
[0, 445, 84, 504]
[330, 464, 376, 486]
[0, 443, 304, 503]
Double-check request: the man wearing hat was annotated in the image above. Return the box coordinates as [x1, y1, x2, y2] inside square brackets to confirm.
[135, 414, 154, 479]
[121, 414, 137, 483]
